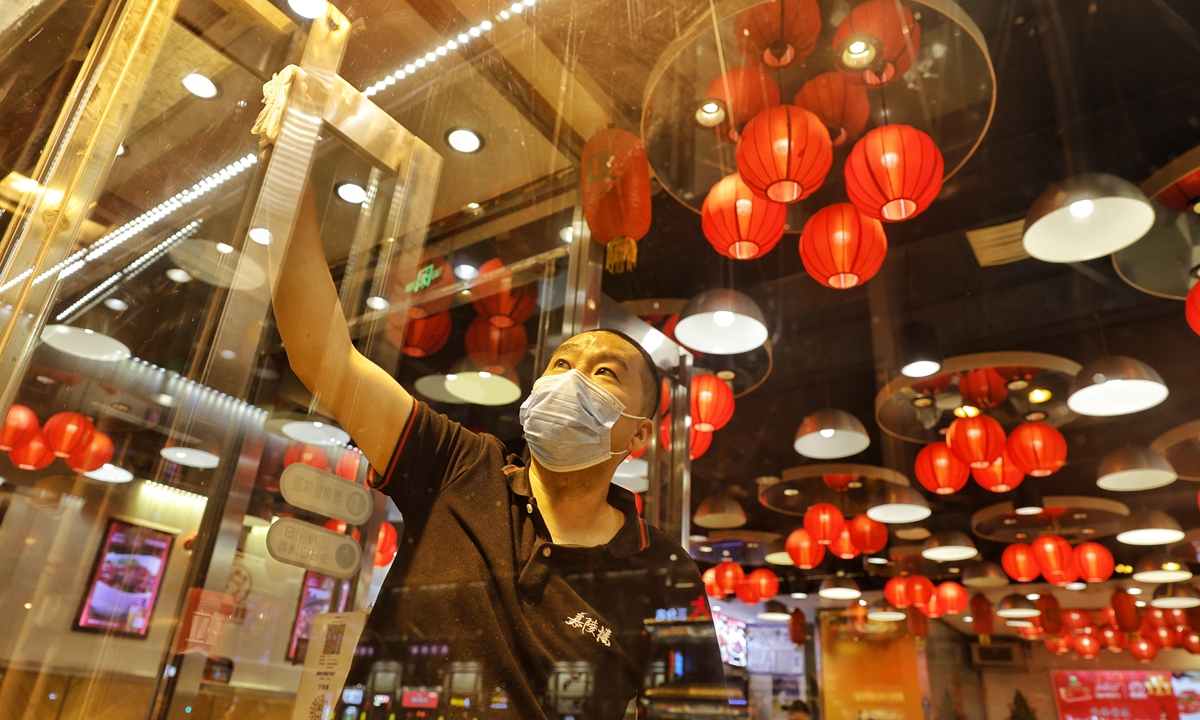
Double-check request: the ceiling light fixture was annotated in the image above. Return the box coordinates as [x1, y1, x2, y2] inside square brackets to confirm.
[1117, 510, 1185, 546]
[996, 594, 1041, 619]
[867, 599, 906, 622]
[249, 227, 272, 245]
[1013, 481, 1044, 516]
[866, 485, 931, 524]
[866, 555, 890, 566]
[818, 576, 862, 600]
[559, 227, 575, 243]
[757, 600, 792, 622]
[365, 296, 389, 311]
[921, 530, 979, 562]
[1097, 447, 1177, 491]
[445, 128, 484, 154]
[1028, 388, 1052, 404]
[793, 409, 870, 459]
[84, 463, 134, 483]
[1127, 587, 1143, 595]
[215, 242, 234, 254]
[454, 264, 479, 280]
[336, 183, 368, 204]
[694, 100, 727, 128]
[166, 268, 192, 283]
[287, 0, 327, 19]
[1067, 356, 1168, 416]
[674, 288, 768, 354]
[40, 325, 131, 362]
[1151, 583, 1200, 609]
[160, 447, 220, 469]
[1131, 553, 1192, 583]
[1064, 581, 1087, 591]
[182, 73, 218, 98]
[103, 298, 128, 312]
[693, 493, 747, 530]
[897, 321, 942, 378]
[953, 404, 981, 419]
[281, 420, 351, 445]
[1022, 173, 1155, 263]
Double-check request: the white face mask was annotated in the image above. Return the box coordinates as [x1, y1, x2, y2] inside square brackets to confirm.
[519, 369, 646, 472]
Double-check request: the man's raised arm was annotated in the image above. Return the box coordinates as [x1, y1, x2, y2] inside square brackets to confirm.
[272, 186, 413, 474]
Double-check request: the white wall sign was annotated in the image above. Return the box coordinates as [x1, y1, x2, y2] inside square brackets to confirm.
[280, 463, 373, 525]
[290, 611, 367, 720]
[266, 518, 362, 579]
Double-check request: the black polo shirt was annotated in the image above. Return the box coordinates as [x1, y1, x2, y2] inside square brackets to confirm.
[356, 401, 728, 719]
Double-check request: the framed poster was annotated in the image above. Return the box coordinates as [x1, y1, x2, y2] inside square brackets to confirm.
[76, 517, 174, 637]
[1052, 670, 1180, 720]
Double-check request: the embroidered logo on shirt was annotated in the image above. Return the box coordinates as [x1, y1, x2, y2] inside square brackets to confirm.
[565, 612, 611, 646]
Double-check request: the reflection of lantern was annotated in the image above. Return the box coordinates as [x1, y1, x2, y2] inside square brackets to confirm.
[0, 404, 39, 451]
[1073, 542, 1114, 583]
[1062, 609, 1092, 631]
[946, 415, 1006, 469]
[1018, 619, 1043, 640]
[937, 582, 968, 615]
[466, 317, 528, 374]
[971, 450, 1025, 493]
[1100, 625, 1128, 652]
[1006, 422, 1067, 477]
[1038, 595, 1064, 634]
[793, 72, 870, 147]
[789, 608, 808, 645]
[1182, 631, 1200, 655]
[994, 366, 1043, 390]
[1131, 637, 1158, 662]
[1152, 625, 1179, 650]
[283, 443, 330, 472]
[971, 593, 995, 639]
[580, 128, 652, 273]
[66, 431, 114, 473]
[910, 374, 954, 407]
[472, 258, 539, 328]
[823, 473, 860, 492]
[800, 202, 888, 289]
[1001, 543, 1040, 582]
[920, 592, 945, 619]
[1031, 535, 1077, 587]
[908, 575, 935, 607]
[748, 568, 780, 599]
[1188, 283, 1200, 337]
[714, 560, 745, 595]
[804, 503, 845, 545]
[915, 441, 969, 494]
[691, 374, 735, 432]
[10, 431, 54, 470]
[1074, 633, 1100, 659]
[735, 0, 822, 68]
[958, 368, 1009, 409]
[703, 568, 725, 598]
[830, 528, 860, 559]
[659, 415, 713, 460]
[736, 578, 762, 605]
[375, 522, 398, 568]
[1045, 630, 1074, 655]
[1168, 608, 1191, 631]
[390, 310, 451, 357]
[786, 528, 825, 569]
[702, 67, 781, 142]
[1112, 589, 1142, 633]
[849, 513, 888, 554]
[736, 105, 833, 203]
[885, 576, 912, 608]
[702, 173, 787, 259]
[393, 255, 453, 320]
[42, 411, 95, 458]
[845, 125, 943, 221]
[335, 450, 362, 481]
[324, 518, 360, 541]
[832, 0, 921, 86]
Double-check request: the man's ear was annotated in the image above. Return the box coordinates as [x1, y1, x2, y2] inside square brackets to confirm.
[627, 417, 655, 455]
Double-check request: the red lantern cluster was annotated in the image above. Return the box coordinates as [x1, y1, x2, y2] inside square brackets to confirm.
[886, 576, 940, 609]
[937, 582, 968, 615]
[580, 128, 652, 273]
[800, 203, 888, 289]
[971, 450, 1025, 493]
[1005, 422, 1067, 477]
[0, 404, 39, 451]
[10, 431, 54, 471]
[844, 125, 943, 222]
[1030, 534, 1078, 587]
[946, 415, 1006, 469]
[702, 173, 787, 260]
[5, 407, 114, 474]
[735, 0, 822, 68]
[830, 528, 860, 559]
[43, 411, 95, 458]
[335, 450, 362, 481]
[803, 503, 845, 545]
[847, 513, 888, 554]
[1001, 543, 1040, 583]
[914, 441, 969, 495]
[736, 105, 833, 203]
[713, 560, 745, 596]
[1073, 542, 1114, 583]
[958, 368, 1009, 409]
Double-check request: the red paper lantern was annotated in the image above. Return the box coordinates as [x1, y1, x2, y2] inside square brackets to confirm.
[1018, 618, 1043, 640]
[908, 575, 935, 608]
[1100, 625, 1128, 652]
[736, 105, 833, 203]
[1147, 607, 1169, 629]
[907, 608, 930, 637]
[885, 577, 912, 609]
[389, 310, 452, 358]
[335, 450, 362, 481]
[830, 528, 861, 560]
[914, 441, 970, 495]
[789, 608, 808, 645]
[1001, 543, 1041, 583]
[1188, 282, 1200, 337]
[970, 594, 995, 638]
[690, 375, 735, 432]
[703, 568, 724, 598]
[1152, 625, 1179, 650]
[713, 560, 745, 595]
[736, 577, 763, 605]
[937, 582, 968, 615]
[844, 125, 943, 222]
[971, 450, 1025, 493]
[832, 0, 921, 86]
[1045, 630, 1074, 654]
[1160, 167, 1200, 213]
[958, 368, 1009, 409]
[391, 255, 453, 320]
[1037, 595, 1064, 634]
[659, 415, 713, 461]
[911, 374, 955, 406]
[1061, 609, 1092, 631]
[1074, 633, 1100, 659]
[748, 568, 780, 599]
[283, 443, 330, 472]
[580, 128, 652, 273]
[1183, 631, 1200, 655]
[848, 513, 888, 554]
[42, 411, 95, 458]
[920, 592, 946, 619]
[735, 0, 822, 68]
[66, 431, 114, 473]
[1112, 589, 1142, 633]
[799, 203, 888, 289]
[1031, 535, 1078, 587]
[1073, 542, 1114, 583]
[804, 503, 845, 545]
[471, 258, 539, 328]
[324, 518, 361, 541]
[1100, 606, 1117, 628]
[1006, 422, 1067, 477]
[1131, 637, 1159, 662]
[9, 431, 54, 470]
[702, 67, 782, 142]
[946, 415, 1006, 469]
[375, 521, 398, 568]
[702, 173, 787, 260]
[993, 366, 1043, 390]
[785, 528, 825, 569]
[0, 404, 39, 451]
[823, 473, 860, 492]
[466, 317, 528, 374]
[1167, 608, 1192, 631]
[793, 72, 870, 147]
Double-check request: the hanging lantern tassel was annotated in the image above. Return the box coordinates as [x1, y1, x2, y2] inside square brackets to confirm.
[605, 237, 638, 274]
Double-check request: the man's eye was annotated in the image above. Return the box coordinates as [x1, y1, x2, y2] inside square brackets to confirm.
[596, 367, 615, 377]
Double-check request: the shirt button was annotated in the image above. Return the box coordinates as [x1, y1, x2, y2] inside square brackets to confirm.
[542, 546, 552, 557]
[526, 503, 534, 514]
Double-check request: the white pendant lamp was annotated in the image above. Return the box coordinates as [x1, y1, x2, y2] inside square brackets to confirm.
[962, 561, 1010, 588]
[818, 576, 862, 600]
[1067, 356, 1168, 417]
[673, 289, 768, 355]
[1096, 447, 1177, 491]
[793, 409, 870, 459]
[866, 485, 931, 524]
[757, 600, 792, 622]
[1022, 173, 1155, 263]
[867, 599, 906, 622]
[693, 493, 747, 529]
[1132, 553, 1193, 583]
[1150, 583, 1200, 609]
[897, 322, 942, 378]
[1116, 510, 1184, 546]
[996, 594, 1041, 619]
[921, 530, 979, 562]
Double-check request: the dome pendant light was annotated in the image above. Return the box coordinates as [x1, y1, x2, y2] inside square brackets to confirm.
[1132, 552, 1193, 583]
[1068, 356, 1168, 417]
[1096, 447, 1177, 491]
[866, 484, 931, 524]
[1013, 481, 1044, 516]
[962, 560, 1010, 588]
[818, 576, 862, 600]
[693, 493, 747, 529]
[1151, 583, 1200, 609]
[1117, 510, 1184, 546]
[921, 530, 979, 562]
[793, 409, 870, 459]
[1022, 174, 1155, 263]
[996, 594, 1041, 619]
[867, 598, 906, 622]
[897, 322, 942, 378]
[674, 288, 769, 355]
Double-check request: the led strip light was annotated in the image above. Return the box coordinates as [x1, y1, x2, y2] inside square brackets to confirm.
[360, 0, 537, 98]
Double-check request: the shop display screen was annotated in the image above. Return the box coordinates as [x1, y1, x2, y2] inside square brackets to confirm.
[711, 611, 748, 668]
[1052, 670, 1182, 720]
[77, 518, 173, 637]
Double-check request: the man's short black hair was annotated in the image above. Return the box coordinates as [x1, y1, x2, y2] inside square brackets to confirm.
[579, 328, 661, 418]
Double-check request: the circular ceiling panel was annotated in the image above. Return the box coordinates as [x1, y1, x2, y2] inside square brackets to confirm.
[759, 462, 910, 517]
[970, 495, 1130, 543]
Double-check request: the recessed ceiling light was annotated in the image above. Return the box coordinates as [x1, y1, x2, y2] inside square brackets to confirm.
[445, 127, 483, 154]
[84, 463, 133, 483]
[104, 298, 128, 312]
[116, 144, 126, 156]
[1127, 587, 1143, 595]
[287, 0, 327, 18]
[218, 349, 236, 360]
[1028, 388, 1052, 403]
[215, 242, 234, 254]
[152, 393, 175, 406]
[166, 268, 192, 283]
[365, 296, 390, 311]
[160, 447, 220, 469]
[454, 264, 479, 280]
[281, 420, 351, 445]
[560, 227, 574, 243]
[1065, 581, 1087, 591]
[790, 592, 808, 599]
[182, 73, 218, 99]
[336, 183, 368, 204]
[40, 325, 131, 362]
[249, 227, 272, 245]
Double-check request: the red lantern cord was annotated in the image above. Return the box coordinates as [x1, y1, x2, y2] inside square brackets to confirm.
[9, 431, 55, 470]
[844, 124, 944, 222]
[736, 105, 833, 203]
[580, 128, 652, 273]
[848, 513, 888, 554]
[793, 72, 870, 147]
[1073, 542, 1114, 583]
[702, 173, 787, 260]
[42, 411, 95, 459]
[283, 443, 330, 472]
[472, 258, 539, 328]
[785, 528, 825, 569]
[0, 404, 39, 452]
[466, 317, 528, 374]
[830, 528, 860, 559]
[804, 503, 845, 545]
[389, 310, 452, 358]
[735, 0, 822, 68]
[971, 450, 1025, 493]
[945, 415, 1006, 469]
[1001, 543, 1041, 583]
[831, 0, 921, 86]
[1005, 422, 1067, 477]
[67, 431, 114, 473]
[799, 203, 888, 289]
[959, 367, 1009, 409]
[914, 441, 970, 495]
[702, 66, 782, 142]
[690, 374, 735, 432]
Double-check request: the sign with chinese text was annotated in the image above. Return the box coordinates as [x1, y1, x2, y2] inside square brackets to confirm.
[1052, 671, 1180, 720]
[172, 589, 234, 659]
[289, 611, 367, 720]
[280, 464, 373, 525]
[266, 518, 362, 578]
